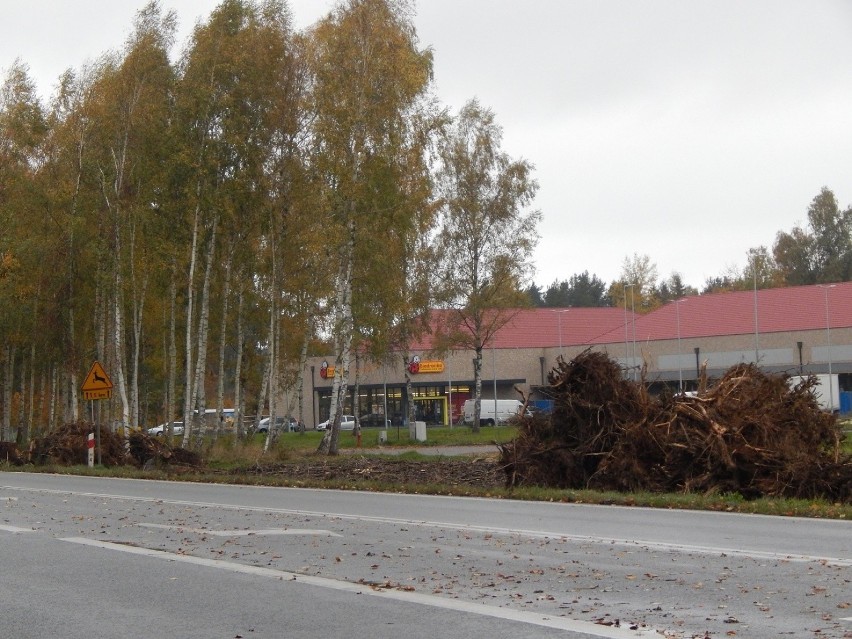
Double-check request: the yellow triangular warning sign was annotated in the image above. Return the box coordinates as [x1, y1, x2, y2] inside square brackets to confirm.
[82, 361, 113, 391]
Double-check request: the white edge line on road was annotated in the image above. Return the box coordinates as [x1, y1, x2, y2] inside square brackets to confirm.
[59, 536, 656, 639]
[6, 483, 851, 567]
[138, 522, 342, 537]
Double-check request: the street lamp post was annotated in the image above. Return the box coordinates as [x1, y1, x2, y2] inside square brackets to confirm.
[623, 284, 637, 380]
[447, 355, 452, 428]
[559, 314, 563, 351]
[818, 284, 836, 412]
[749, 252, 760, 364]
[631, 287, 637, 381]
[492, 342, 497, 424]
[623, 287, 630, 371]
[552, 309, 570, 354]
[675, 298, 686, 393]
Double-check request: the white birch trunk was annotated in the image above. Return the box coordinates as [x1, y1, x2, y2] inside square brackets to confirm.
[190, 217, 217, 450]
[472, 346, 483, 433]
[16, 357, 25, 443]
[262, 290, 277, 453]
[49, 365, 57, 432]
[68, 309, 79, 423]
[63, 110, 85, 427]
[38, 365, 47, 435]
[403, 353, 415, 429]
[129, 223, 139, 429]
[91, 277, 106, 425]
[93, 282, 105, 428]
[182, 202, 201, 447]
[296, 334, 309, 432]
[62, 369, 71, 426]
[233, 288, 245, 438]
[263, 356, 277, 452]
[100, 112, 135, 441]
[2, 346, 13, 440]
[167, 271, 177, 437]
[160, 298, 168, 429]
[25, 344, 35, 441]
[112, 270, 131, 443]
[319, 217, 355, 455]
[214, 246, 233, 442]
[352, 352, 361, 442]
[129, 242, 148, 430]
[257, 352, 271, 432]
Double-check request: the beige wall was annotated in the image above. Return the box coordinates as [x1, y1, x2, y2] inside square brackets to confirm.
[292, 326, 852, 426]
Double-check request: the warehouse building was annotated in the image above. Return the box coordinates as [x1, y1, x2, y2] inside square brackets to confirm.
[301, 281, 852, 427]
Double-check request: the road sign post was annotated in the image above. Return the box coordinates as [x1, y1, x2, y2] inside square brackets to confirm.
[82, 362, 113, 467]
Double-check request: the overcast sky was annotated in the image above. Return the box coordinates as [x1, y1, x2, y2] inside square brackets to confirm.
[3, 1, 852, 290]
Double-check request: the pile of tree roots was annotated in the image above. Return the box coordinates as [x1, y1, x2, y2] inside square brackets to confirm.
[501, 350, 852, 502]
[19, 421, 201, 469]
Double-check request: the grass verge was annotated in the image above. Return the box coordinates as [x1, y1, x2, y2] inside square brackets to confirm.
[4, 425, 850, 521]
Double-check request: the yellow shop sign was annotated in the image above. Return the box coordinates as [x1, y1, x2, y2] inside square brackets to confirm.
[408, 357, 445, 374]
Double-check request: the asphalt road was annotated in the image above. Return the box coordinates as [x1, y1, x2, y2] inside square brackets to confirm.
[1, 472, 851, 638]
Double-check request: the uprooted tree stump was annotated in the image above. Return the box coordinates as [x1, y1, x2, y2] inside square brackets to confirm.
[27, 421, 201, 469]
[500, 350, 852, 502]
[0, 442, 25, 466]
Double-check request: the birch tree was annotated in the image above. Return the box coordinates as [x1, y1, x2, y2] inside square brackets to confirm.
[265, 26, 325, 438]
[0, 61, 49, 440]
[432, 99, 540, 432]
[81, 3, 176, 437]
[608, 253, 660, 311]
[43, 67, 106, 425]
[175, 0, 294, 445]
[307, 0, 434, 454]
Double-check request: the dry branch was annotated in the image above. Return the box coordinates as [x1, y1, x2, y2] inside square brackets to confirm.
[501, 352, 852, 501]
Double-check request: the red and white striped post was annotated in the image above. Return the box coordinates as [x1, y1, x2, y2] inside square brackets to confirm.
[87, 433, 95, 467]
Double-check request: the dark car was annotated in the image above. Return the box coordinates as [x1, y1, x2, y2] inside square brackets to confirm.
[359, 413, 391, 428]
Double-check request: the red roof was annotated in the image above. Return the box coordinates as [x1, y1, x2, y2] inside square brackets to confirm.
[411, 282, 852, 351]
[591, 281, 852, 344]
[483, 307, 628, 348]
[410, 307, 627, 350]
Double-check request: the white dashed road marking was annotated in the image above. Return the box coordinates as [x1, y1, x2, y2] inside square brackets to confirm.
[60, 536, 658, 638]
[0, 524, 35, 533]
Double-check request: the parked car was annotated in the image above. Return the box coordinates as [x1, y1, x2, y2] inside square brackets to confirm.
[257, 416, 299, 433]
[316, 414, 356, 431]
[359, 413, 391, 428]
[147, 421, 184, 436]
[462, 399, 524, 426]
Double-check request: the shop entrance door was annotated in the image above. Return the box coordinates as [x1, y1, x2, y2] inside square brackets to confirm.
[413, 397, 448, 425]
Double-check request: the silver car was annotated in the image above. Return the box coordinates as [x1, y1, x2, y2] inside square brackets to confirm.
[147, 421, 184, 436]
[316, 415, 356, 431]
[257, 416, 298, 433]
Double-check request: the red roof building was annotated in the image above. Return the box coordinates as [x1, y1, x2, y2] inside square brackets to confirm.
[301, 282, 852, 427]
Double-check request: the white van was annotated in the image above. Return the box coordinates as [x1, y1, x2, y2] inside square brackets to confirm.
[462, 399, 524, 426]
